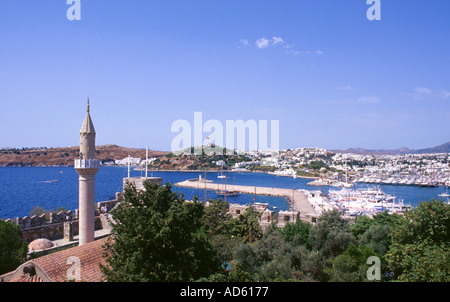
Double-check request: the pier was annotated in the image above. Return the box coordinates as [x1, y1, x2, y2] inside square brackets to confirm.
[174, 179, 319, 223]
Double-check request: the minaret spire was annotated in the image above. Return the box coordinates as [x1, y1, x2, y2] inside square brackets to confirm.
[75, 99, 100, 246]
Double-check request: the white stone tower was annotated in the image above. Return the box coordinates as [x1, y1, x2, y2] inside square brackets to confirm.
[74, 98, 100, 246]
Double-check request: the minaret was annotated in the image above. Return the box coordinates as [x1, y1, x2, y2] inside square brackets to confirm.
[74, 98, 100, 246]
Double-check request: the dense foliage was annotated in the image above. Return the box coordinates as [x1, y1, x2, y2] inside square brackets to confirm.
[0, 220, 28, 275]
[101, 182, 220, 281]
[386, 199, 449, 281]
[102, 182, 450, 282]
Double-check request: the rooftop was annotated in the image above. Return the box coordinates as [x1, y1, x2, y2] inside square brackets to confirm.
[0, 236, 110, 282]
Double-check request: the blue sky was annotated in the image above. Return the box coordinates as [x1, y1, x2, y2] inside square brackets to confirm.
[0, 0, 449, 151]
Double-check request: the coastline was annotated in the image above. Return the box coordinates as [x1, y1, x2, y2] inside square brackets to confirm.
[134, 168, 319, 180]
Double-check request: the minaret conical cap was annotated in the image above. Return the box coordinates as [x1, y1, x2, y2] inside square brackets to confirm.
[80, 98, 96, 134]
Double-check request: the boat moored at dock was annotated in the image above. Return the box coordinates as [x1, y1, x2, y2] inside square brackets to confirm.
[326, 186, 411, 217]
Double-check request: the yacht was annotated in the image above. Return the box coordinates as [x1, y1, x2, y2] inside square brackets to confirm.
[328, 186, 410, 216]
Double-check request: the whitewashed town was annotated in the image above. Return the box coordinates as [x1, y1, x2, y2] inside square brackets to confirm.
[113, 146, 450, 188]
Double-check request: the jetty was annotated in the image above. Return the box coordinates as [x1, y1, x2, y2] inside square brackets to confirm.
[174, 179, 319, 223]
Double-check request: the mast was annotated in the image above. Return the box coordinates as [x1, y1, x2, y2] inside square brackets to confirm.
[127, 155, 130, 179]
[224, 175, 227, 203]
[146, 146, 148, 179]
[204, 169, 207, 203]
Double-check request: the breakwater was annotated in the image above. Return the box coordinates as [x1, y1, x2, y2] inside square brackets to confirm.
[175, 179, 319, 223]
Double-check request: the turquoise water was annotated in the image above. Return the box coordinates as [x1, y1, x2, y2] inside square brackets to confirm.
[0, 167, 447, 219]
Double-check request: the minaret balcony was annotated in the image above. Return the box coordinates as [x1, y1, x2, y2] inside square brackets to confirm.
[74, 159, 100, 169]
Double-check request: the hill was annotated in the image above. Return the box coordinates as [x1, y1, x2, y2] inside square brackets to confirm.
[332, 141, 450, 155]
[413, 141, 450, 154]
[331, 147, 412, 155]
[0, 145, 169, 167]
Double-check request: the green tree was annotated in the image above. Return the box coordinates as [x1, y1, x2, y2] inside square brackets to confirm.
[29, 206, 68, 222]
[324, 244, 377, 282]
[350, 215, 373, 238]
[203, 198, 232, 236]
[280, 220, 311, 247]
[232, 243, 258, 281]
[386, 199, 450, 281]
[253, 226, 291, 264]
[352, 211, 401, 241]
[29, 206, 46, 217]
[259, 254, 293, 281]
[309, 210, 356, 258]
[101, 182, 221, 282]
[359, 224, 391, 255]
[229, 203, 262, 244]
[203, 198, 240, 263]
[253, 227, 294, 281]
[292, 247, 326, 281]
[0, 220, 28, 275]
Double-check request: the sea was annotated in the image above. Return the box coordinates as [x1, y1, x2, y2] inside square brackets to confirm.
[0, 167, 447, 219]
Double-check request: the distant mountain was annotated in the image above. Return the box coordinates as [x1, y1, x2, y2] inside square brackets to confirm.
[413, 141, 450, 154]
[331, 147, 412, 155]
[332, 141, 450, 155]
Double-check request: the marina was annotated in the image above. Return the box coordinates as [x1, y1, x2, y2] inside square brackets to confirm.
[355, 175, 446, 187]
[326, 186, 412, 217]
[329, 152, 450, 188]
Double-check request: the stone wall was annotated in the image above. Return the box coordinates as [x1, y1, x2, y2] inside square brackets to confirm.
[20, 217, 103, 243]
[228, 203, 301, 230]
[2, 197, 120, 243]
[123, 177, 163, 191]
[3, 193, 304, 243]
[4, 211, 75, 230]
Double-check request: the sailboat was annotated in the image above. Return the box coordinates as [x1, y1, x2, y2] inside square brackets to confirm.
[216, 172, 239, 196]
[438, 186, 450, 204]
[216, 190, 239, 197]
[343, 163, 354, 188]
[218, 169, 226, 179]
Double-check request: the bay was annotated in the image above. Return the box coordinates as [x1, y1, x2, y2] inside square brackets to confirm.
[0, 167, 447, 219]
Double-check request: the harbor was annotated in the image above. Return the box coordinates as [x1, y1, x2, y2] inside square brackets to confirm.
[0, 166, 448, 220]
[308, 186, 413, 218]
[330, 152, 450, 188]
[174, 178, 319, 223]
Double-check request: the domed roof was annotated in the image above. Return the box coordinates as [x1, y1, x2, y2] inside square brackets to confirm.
[28, 238, 55, 251]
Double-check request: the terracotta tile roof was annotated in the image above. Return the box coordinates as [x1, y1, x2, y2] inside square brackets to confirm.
[32, 237, 109, 282]
[10, 273, 44, 282]
[1, 237, 110, 282]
